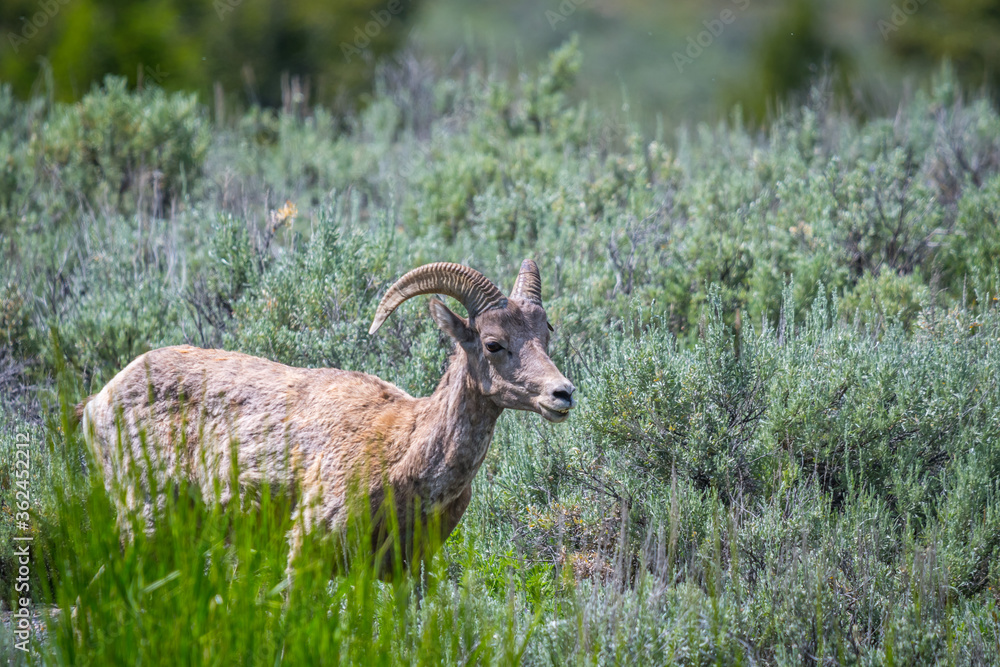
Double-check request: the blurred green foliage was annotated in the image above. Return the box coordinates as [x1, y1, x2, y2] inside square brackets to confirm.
[886, 0, 1000, 92]
[2, 41, 1000, 663]
[416, 0, 1000, 129]
[3, 0, 999, 125]
[0, 0, 419, 107]
[726, 0, 853, 121]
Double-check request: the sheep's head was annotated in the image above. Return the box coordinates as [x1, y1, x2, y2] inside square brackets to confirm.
[369, 260, 576, 422]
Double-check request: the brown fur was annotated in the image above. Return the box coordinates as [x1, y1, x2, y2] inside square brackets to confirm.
[81, 293, 575, 577]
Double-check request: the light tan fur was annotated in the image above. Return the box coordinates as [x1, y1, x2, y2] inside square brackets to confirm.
[80, 264, 575, 577]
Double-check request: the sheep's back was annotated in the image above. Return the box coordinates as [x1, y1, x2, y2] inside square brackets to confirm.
[82, 345, 415, 505]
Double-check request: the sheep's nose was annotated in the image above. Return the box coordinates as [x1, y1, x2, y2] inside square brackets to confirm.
[552, 383, 576, 407]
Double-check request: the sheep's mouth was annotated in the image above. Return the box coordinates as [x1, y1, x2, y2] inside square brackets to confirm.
[539, 404, 572, 423]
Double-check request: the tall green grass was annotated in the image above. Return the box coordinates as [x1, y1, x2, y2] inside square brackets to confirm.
[16, 398, 538, 665]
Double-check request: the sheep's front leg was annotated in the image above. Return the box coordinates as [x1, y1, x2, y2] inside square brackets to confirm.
[285, 512, 304, 590]
[403, 486, 472, 607]
[439, 484, 472, 544]
[284, 493, 345, 594]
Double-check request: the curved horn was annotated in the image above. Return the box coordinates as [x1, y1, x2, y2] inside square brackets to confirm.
[369, 263, 507, 335]
[509, 259, 543, 306]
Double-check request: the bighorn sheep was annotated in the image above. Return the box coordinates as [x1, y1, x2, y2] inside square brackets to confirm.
[80, 260, 576, 575]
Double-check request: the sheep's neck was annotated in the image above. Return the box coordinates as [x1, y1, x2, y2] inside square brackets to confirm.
[398, 347, 502, 506]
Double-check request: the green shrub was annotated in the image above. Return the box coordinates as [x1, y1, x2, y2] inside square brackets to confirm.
[584, 291, 773, 502]
[34, 76, 209, 216]
[0, 83, 46, 234]
[939, 174, 1000, 298]
[839, 269, 928, 330]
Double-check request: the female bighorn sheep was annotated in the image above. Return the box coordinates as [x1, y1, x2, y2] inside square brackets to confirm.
[80, 260, 575, 575]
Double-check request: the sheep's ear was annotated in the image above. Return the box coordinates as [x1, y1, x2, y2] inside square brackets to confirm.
[429, 298, 474, 343]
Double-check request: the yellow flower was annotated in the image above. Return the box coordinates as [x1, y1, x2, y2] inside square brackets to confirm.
[268, 200, 298, 231]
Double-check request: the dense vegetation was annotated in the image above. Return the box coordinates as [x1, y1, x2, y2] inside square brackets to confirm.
[2, 42, 1000, 664]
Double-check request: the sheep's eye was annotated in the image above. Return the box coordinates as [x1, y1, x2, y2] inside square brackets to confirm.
[485, 341, 504, 353]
